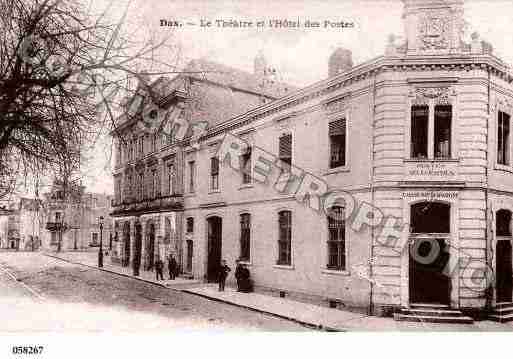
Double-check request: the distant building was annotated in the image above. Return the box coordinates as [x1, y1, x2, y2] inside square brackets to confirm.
[41, 181, 113, 251]
[0, 198, 43, 251]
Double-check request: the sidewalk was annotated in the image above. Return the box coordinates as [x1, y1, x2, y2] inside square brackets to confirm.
[43, 251, 201, 290]
[42, 251, 511, 331]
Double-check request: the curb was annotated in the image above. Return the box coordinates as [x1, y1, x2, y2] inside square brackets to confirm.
[43, 252, 343, 331]
[42, 253, 169, 289]
[181, 288, 344, 332]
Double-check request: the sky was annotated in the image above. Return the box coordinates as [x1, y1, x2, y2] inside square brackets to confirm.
[24, 0, 513, 198]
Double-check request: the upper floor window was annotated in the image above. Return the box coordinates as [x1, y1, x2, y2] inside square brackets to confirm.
[55, 212, 61, 222]
[241, 148, 252, 184]
[327, 206, 346, 271]
[138, 172, 144, 200]
[211, 157, 219, 191]
[168, 162, 175, 195]
[410, 104, 452, 160]
[329, 119, 346, 168]
[186, 217, 194, 233]
[188, 160, 196, 193]
[152, 170, 159, 198]
[277, 210, 292, 265]
[152, 133, 158, 152]
[138, 136, 144, 158]
[279, 134, 292, 168]
[240, 213, 251, 261]
[498, 111, 511, 165]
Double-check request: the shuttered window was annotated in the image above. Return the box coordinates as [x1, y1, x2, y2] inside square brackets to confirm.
[211, 157, 219, 190]
[327, 206, 346, 270]
[329, 119, 346, 168]
[278, 210, 292, 265]
[279, 134, 292, 166]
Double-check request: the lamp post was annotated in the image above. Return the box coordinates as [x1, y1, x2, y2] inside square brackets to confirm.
[98, 216, 104, 268]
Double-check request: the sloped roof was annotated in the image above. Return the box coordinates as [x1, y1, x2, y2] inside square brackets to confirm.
[184, 59, 297, 99]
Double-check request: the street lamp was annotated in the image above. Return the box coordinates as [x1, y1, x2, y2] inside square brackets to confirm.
[98, 216, 104, 268]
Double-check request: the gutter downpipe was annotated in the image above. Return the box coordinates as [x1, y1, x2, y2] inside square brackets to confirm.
[369, 70, 378, 315]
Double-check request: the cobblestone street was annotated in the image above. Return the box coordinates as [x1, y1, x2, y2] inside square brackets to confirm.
[0, 252, 309, 331]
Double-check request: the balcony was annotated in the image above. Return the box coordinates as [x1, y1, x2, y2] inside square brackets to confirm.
[46, 222, 67, 232]
[111, 194, 183, 216]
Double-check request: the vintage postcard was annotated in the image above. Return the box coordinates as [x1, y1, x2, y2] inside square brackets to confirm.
[1, 0, 513, 357]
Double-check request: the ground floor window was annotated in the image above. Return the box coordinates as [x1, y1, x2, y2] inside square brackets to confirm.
[327, 206, 346, 270]
[277, 210, 292, 265]
[240, 213, 250, 261]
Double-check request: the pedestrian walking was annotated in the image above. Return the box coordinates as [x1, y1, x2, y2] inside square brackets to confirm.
[168, 253, 178, 280]
[217, 259, 231, 291]
[155, 256, 164, 281]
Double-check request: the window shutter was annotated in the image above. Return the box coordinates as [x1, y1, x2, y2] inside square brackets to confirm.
[279, 134, 292, 158]
[211, 157, 219, 175]
[329, 119, 346, 136]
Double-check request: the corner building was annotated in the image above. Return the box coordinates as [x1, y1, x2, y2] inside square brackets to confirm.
[112, 0, 513, 320]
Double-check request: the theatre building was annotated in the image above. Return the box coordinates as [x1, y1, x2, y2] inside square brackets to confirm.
[111, 0, 513, 322]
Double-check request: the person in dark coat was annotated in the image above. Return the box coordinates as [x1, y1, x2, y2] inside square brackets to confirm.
[235, 260, 243, 291]
[218, 260, 231, 291]
[239, 264, 253, 293]
[155, 256, 164, 281]
[168, 253, 178, 280]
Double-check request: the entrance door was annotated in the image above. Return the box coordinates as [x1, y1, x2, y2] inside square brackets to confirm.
[409, 202, 451, 305]
[123, 223, 130, 267]
[409, 238, 450, 304]
[133, 224, 142, 276]
[496, 240, 512, 302]
[146, 223, 155, 271]
[207, 217, 222, 282]
[186, 240, 193, 273]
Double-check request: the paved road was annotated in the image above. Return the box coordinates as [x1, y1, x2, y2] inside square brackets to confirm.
[0, 252, 309, 331]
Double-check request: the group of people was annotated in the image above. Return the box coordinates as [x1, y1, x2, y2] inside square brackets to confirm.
[154, 253, 178, 281]
[217, 259, 253, 293]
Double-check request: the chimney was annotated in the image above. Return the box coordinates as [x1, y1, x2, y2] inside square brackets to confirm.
[328, 48, 353, 78]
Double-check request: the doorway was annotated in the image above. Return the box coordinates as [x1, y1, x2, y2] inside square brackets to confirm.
[186, 240, 193, 273]
[123, 222, 130, 267]
[133, 223, 142, 276]
[496, 240, 512, 302]
[207, 216, 222, 282]
[145, 222, 155, 271]
[409, 202, 451, 305]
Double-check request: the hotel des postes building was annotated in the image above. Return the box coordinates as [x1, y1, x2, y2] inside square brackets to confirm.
[111, 0, 513, 322]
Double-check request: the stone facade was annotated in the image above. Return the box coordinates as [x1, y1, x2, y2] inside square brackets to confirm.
[111, 0, 513, 316]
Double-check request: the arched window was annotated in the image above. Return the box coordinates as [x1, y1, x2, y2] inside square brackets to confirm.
[240, 214, 251, 261]
[497, 209, 512, 237]
[327, 206, 345, 270]
[277, 211, 292, 265]
[410, 202, 450, 233]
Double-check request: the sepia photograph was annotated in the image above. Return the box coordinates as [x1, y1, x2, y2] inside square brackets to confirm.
[2, 0, 513, 357]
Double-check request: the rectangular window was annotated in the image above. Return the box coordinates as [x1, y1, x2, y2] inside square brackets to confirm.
[327, 207, 346, 270]
[279, 134, 292, 168]
[186, 217, 194, 233]
[277, 211, 292, 265]
[152, 133, 157, 152]
[189, 161, 196, 193]
[329, 119, 346, 168]
[138, 173, 144, 200]
[240, 214, 251, 261]
[411, 105, 429, 159]
[91, 233, 98, 246]
[434, 105, 452, 159]
[498, 111, 511, 165]
[168, 163, 175, 195]
[211, 157, 219, 190]
[139, 137, 144, 158]
[51, 232, 58, 245]
[55, 212, 61, 222]
[152, 170, 158, 198]
[241, 148, 252, 184]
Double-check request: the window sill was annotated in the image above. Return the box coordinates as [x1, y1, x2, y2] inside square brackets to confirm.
[184, 193, 196, 198]
[321, 268, 350, 276]
[404, 158, 459, 163]
[324, 166, 350, 175]
[238, 184, 254, 190]
[208, 190, 221, 194]
[494, 163, 513, 174]
[273, 264, 294, 270]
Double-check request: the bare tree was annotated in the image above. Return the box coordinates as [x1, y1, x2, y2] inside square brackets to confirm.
[0, 0, 181, 198]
